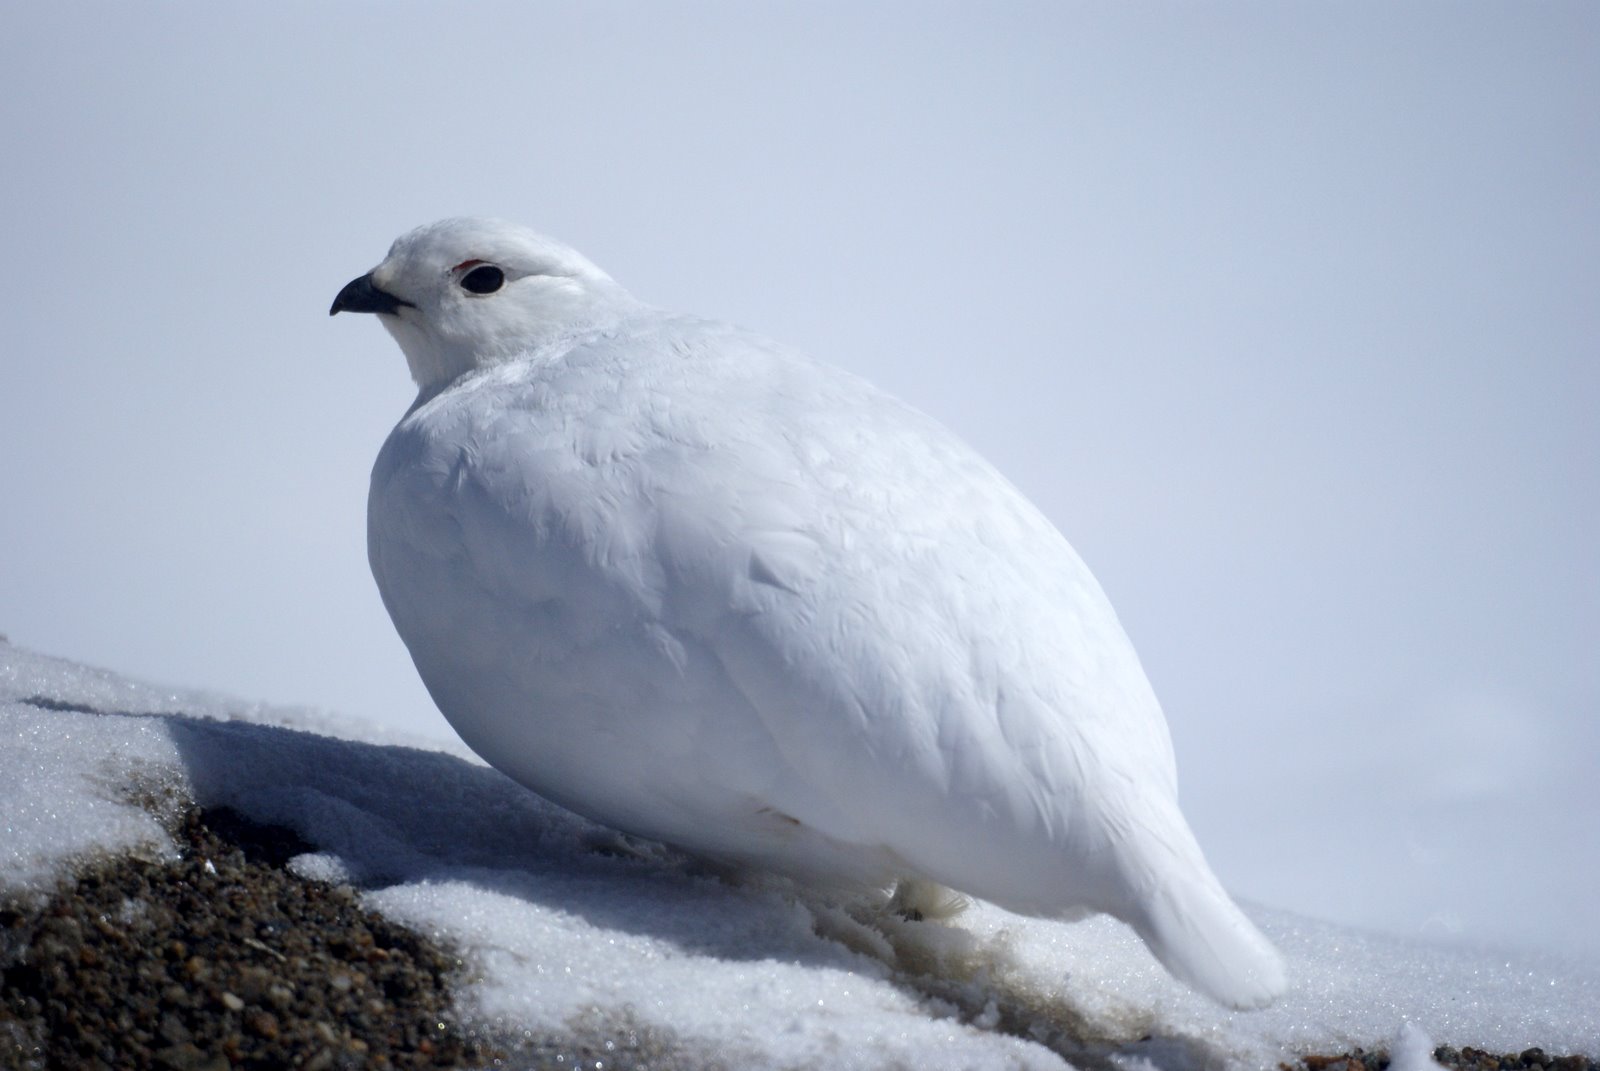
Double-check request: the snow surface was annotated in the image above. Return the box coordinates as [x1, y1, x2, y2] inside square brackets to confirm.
[4, 640, 1596, 1069]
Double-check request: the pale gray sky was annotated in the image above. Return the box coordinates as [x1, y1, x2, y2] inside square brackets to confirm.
[3, 3, 1596, 959]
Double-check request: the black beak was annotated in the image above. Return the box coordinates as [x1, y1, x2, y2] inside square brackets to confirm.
[329, 273, 415, 317]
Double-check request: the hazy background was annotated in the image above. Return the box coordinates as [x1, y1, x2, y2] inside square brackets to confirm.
[3, 3, 1595, 961]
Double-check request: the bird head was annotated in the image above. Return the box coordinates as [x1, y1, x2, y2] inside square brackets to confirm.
[331, 218, 635, 392]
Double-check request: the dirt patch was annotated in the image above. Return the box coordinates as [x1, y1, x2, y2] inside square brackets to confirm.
[1290, 1044, 1599, 1071]
[0, 807, 498, 1071]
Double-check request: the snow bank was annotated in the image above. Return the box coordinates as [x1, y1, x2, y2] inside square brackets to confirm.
[4, 641, 1595, 1069]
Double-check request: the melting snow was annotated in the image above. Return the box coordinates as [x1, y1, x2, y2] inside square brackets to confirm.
[3, 641, 1595, 1069]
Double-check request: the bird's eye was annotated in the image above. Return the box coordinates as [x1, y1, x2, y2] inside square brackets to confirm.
[460, 265, 505, 295]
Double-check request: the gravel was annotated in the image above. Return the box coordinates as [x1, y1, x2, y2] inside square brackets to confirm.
[0, 806, 498, 1071]
[1294, 1046, 1599, 1071]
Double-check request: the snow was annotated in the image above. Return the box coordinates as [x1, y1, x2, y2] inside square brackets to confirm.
[4, 639, 1596, 1069]
[1389, 1023, 1447, 1071]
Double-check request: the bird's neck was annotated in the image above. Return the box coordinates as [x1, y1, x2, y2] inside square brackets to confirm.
[391, 292, 641, 395]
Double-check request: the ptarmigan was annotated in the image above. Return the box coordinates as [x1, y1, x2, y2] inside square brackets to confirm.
[331, 217, 1286, 1009]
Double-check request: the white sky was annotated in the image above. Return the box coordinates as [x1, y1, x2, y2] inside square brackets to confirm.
[2, 4, 1596, 960]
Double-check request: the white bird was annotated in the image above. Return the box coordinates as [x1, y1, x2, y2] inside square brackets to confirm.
[331, 218, 1286, 1009]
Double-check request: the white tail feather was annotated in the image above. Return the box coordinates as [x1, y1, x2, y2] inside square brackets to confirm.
[1125, 859, 1286, 1009]
[1100, 791, 1288, 1009]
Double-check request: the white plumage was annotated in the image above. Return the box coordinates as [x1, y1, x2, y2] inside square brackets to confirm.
[331, 217, 1286, 1009]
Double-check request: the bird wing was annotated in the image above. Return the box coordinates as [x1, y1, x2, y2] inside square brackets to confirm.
[369, 315, 1179, 907]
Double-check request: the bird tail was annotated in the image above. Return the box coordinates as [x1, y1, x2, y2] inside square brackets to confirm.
[1113, 805, 1287, 1009]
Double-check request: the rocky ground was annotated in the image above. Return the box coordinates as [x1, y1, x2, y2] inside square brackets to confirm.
[0, 805, 499, 1071]
[0, 805, 1592, 1071]
[0, 806, 695, 1071]
[1296, 1048, 1598, 1071]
